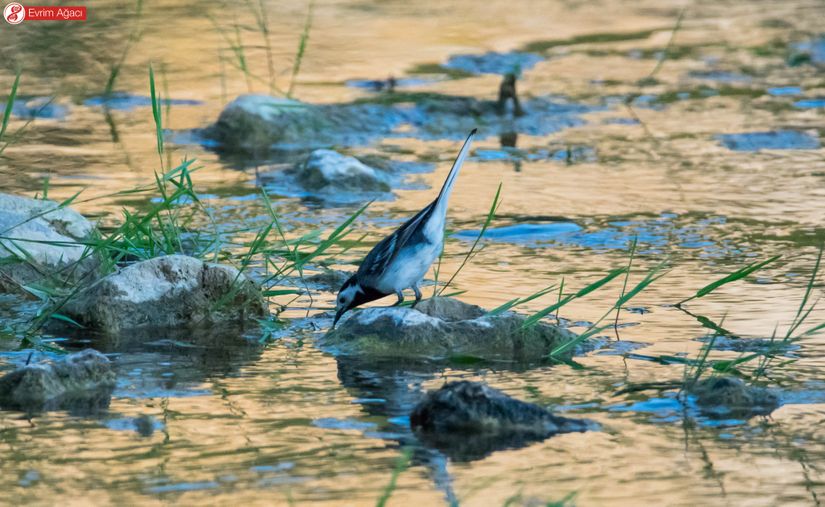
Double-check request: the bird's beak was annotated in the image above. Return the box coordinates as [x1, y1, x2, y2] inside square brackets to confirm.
[332, 308, 345, 329]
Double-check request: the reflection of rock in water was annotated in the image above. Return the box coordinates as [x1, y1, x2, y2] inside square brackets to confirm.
[497, 73, 525, 117]
[335, 356, 438, 418]
[62, 324, 265, 398]
[334, 356, 457, 503]
[334, 357, 591, 502]
[0, 349, 115, 415]
[336, 356, 464, 505]
[411, 381, 594, 462]
[499, 131, 518, 148]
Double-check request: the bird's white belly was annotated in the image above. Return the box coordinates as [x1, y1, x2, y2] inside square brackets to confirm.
[375, 240, 442, 293]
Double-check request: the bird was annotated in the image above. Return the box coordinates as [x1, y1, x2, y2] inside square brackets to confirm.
[332, 128, 477, 328]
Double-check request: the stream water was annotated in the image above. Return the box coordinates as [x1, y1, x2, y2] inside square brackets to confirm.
[1, 0, 825, 505]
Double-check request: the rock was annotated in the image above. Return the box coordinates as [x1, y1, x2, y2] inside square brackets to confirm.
[304, 269, 353, 292]
[133, 414, 156, 437]
[689, 376, 779, 418]
[411, 381, 593, 460]
[289, 149, 393, 193]
[203, 95, 409, 153]
[260, 151, 433, 205]
[206, 95, 326, 152]
[321, 297, 581, 361]
[259, 150, 400, 204]
[0, 349, 115, 412]
[62, 255, 267, 334]
[0, 193, 97, 292]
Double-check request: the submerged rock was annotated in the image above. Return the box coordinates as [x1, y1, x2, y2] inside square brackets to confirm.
[0, 349, 115, 412]
[63, 255, 266, 334]
[0, 193, 97, 292]
[411, 381, 593, 460]
[291, 150, 393, 192]
[263, 149, 394, 202]
[689, 376, 779, 418]
[321, 297, 580, 361]
[304, 269, 353, 292]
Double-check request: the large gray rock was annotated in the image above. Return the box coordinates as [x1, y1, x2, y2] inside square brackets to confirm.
[0, 349, 115, 412]
[321, 297, 580, 361]
[0, 193, 97, 292]
[206, 95, 326, 152]
[411, 381, 593, 460]
[63, 255, 267, 334]
[204, 95, 407, 152]
[689, 376, 779, 418]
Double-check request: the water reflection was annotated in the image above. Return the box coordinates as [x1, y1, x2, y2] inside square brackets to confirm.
[2, 0, 825, 504]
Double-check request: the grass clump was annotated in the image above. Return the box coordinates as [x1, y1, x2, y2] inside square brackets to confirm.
[211, 0, 314, 98]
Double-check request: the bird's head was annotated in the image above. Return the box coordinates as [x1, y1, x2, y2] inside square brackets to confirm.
[332, 275, 386, 329]
[333, 275, 362, 329]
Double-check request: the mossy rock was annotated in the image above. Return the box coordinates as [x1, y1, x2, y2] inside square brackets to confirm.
[321, 297, 581, 361]
[689, 376, 779, 418]
[411, 380, 594, 461]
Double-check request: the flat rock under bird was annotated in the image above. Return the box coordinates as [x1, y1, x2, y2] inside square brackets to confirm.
[333, 129, 477, 327]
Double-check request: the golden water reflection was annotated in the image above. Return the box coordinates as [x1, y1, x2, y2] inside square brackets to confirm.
[1, 0, 825, 504]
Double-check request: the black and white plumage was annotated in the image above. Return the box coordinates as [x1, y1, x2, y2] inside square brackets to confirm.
[333, 129, 477, 327]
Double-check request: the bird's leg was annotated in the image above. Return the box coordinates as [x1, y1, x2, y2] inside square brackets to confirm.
[412, 283, 423, 307]
[391, 289, 404, 307]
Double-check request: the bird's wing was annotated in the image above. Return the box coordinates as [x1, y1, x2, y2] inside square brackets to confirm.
[356, 130, 475, 282]
[357, 200, 436, 280]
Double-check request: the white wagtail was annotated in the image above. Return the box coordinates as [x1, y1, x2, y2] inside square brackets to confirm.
[333, 128, 477, 327]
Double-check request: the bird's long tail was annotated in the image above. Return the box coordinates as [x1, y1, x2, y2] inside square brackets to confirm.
[434, 128, 476, 213]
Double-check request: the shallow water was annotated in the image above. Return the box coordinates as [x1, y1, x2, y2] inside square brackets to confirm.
[2, 0, 825, 505]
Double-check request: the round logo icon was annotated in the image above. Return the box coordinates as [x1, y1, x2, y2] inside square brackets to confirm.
[4, 2, 25, 24]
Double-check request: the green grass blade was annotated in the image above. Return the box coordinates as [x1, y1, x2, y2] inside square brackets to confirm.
[376, 447, 412, 507]
[678, 255, 781, 306]
[613, 261, 668, 309]
[287, 0, 315, 98]
[1, 69, 21, 143]
[148, 64, 164, 158]
[574, 267, 627, 298]
[50, 313, 86, 328]
[439, 183, 502, 295]
[522, 268, 627, 328]
[550, 324, 612, 358]
[487, 283, 556, 316]
[785, 244, 823, 339]
[614, 236, 638, 326]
